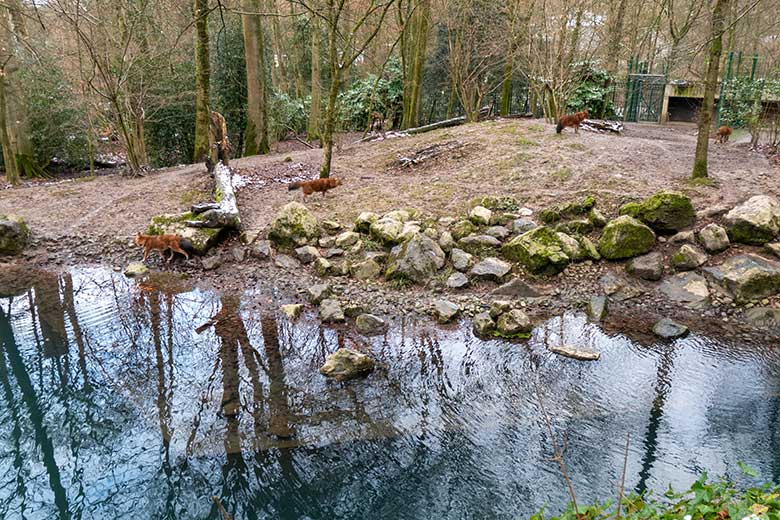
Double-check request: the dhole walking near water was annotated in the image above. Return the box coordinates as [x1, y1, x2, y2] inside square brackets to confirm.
[556, 109, 589, 134]
[135, 233, 191, 262]
[288, 178, 343, 201]
[716, 125, 732, 143]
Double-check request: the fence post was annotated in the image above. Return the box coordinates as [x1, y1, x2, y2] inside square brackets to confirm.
[750, 54, 759, 81]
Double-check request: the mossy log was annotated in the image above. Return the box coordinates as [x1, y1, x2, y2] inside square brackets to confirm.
[184, 161, 240, 229]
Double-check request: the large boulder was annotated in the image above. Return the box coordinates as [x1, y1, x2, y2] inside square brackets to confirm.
[598, 216, 656, 260]
[351, 258, 382, 280]
[619, 191, 695, 233]
[385, 233, 446, 284]
[432, 299, 460, 323]
[496, 309, 532, 337]
[450, 248, 474, 272]
[703, 254, 780, 301]
[659, 272, 710, 308]
[469, 206, 493, 225]
[148, 213, 223, 254]
[0, 214, 29, 255]
[354, 212, 379, 233]
[502, 226, 570, 275]
[458, 234, 502, 253]
[268, 202, 320, 248]
[469, 257, 512, 282]
[355, 314, 388, 335]
[724, 195, 780, 245]
[652, 318, 689, 339]
[319, 299, 345, 322]
[626, 251, 664, 281]
[335, 231, 361, 248]
[450, 219, 477, 240]
[697, 223, 730, 253]
[670, 244, 708, 271]
[319, 348, 375, 381]
[369, 217, 404, 245]
[472, 312, 496, 337]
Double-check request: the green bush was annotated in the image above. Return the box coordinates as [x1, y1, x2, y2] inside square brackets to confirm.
[535, 470, 775, 520]
[269, 93, 308, 141]
[566, 63, 616, 118]
[338, 59, 403, 131]
[146, 59, 197, 167]
[19, 60, 90, 171]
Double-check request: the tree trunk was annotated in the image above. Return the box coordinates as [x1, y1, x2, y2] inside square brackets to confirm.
[401, 0, 430, 129]
[692, 0, 729, 179]
[2, 2, 36, 176]
[500, 58, 513, 116]
[605, 0, 628, 75]
[241, 0, 270, 155]
[319, 65, 340, 178]
[0, 70, 20, 185]
[193, 0, 211, 162]
[268, 0, 289, 94]
[308, 15, 322, 140]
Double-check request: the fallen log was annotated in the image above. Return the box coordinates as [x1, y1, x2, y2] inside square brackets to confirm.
[405, 106, 490, 135]
[580, 119, 624, 134]
[185, 161, 241, 229]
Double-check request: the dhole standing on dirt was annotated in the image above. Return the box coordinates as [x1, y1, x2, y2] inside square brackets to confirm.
[287, 178, 343, 201]
[716, 125, 732, 143]
[135, 233, 191, 263]
[556, 109, 589, 134]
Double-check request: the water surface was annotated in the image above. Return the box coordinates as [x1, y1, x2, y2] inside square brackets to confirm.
[0, 266, 777, 519]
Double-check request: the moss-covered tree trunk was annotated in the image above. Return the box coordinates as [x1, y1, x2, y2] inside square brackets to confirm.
[319, 61, 340, 178]
[692, 0, 729, 179]
[241, 0, 270, 155]
[268, 0, 289, 94]
[308, 15, 322, 141]
[2, 1, 37, 177]
[193, 0, 211, 162]
[0, 70, 20, 185]
[401, 0, 430, 129]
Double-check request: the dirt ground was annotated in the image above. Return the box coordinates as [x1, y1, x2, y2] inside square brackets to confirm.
[1, 119, 775, 245]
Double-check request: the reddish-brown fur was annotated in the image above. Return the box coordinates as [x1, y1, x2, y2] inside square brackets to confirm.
[288, 178, 343, 201]
[556, 109, 589, 134]
[716, 125, 732, 143]
[135, 233, 190, 263]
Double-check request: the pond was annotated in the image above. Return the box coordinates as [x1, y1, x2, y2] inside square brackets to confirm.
[0, 266, 777, 519]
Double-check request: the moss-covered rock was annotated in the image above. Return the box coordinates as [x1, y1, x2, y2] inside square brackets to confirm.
[354, 211, 379, 233]
[0, 214, 30, 255]
[385, 233, 446, 284]
[501, 226, 570, 275]
[598, 215, 656, 260]
[723, 195, 780, 245]
[268, 202, 320, 249]
[450, 219, 477, 240]
[555, 219, 593, 236]
[320, 348, 374, 381]
[369, 217, 404, 244]
[618, 191, 695, 233]
[469, 195, 519, 211]
[148, 212, 223, 255]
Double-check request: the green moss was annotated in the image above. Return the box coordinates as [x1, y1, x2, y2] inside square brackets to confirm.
[490, 330, 532, 340]
[450, 219, 477, 240]
[555, 219, 593, 236]
[468, 196, 520, 212]
[620, 191, 695, 233]
[539, 208, 562, 224]
[268, 202, 320, 248]
[598, 215, 656, 260]
[618, 201, 642, 218]
[502, 226, 570, 275]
